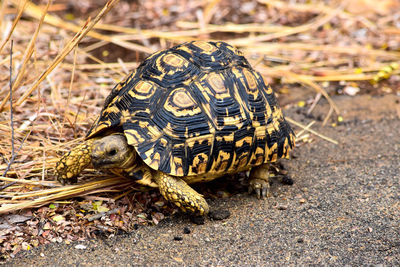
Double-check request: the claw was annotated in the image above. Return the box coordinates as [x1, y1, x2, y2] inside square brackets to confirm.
[248, 185, 253, 194]
[249, 178, 270, 199]
[255, 187, 261, 199]
[261, 186, 268, 199]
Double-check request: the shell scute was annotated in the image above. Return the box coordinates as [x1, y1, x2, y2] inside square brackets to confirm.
[87, 41, 295, 177]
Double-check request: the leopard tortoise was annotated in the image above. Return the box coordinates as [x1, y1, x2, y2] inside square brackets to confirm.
[56, 41, 295, 215]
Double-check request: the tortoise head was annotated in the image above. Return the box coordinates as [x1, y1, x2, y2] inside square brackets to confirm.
[91, 134, 136, 170]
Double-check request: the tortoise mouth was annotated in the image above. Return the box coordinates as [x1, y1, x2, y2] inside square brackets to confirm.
[91, 134, 136, 170]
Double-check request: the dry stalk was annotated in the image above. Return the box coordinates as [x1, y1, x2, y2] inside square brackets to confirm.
[10, 0, 120, 109]
[243, 43, 400, 60]
[227, 4, 344, 46]
[286, 117, 338, 145]
[0, 177, 135, 214]
[0, 0, 50, 111]
[0, 0, 27, 55]
[9, 0, 153, 54]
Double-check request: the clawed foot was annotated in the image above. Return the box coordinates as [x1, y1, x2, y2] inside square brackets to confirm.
[155, 173, 210, 215]
[248, 178, 270, 199]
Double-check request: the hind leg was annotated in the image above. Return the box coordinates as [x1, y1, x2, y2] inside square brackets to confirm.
[248, 163, 271, 199]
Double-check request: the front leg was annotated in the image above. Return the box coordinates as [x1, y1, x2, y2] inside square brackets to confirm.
[248, 163, 271, 199]
[154, 172, 209, 215]
[56, 139, 98, 185]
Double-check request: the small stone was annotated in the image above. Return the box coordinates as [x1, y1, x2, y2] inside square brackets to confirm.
[299, 198, 306, 204]
[281, 175, 294, 185]
[297, 238, 304, 243]
[191, 216, 205, 225]
[75, 244, 87, 250]
[154, 201, 165, 207]
[209, 209, 231, 220]
[276, 204, 288, 210]
[183, 227, 191, 234]
[173, 236, 183, 241]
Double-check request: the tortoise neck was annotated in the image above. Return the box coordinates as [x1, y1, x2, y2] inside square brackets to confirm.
[119, 150, 137, 169]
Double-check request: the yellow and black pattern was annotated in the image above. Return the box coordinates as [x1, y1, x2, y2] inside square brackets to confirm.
[87, 41, 295, 178]
[56, 138, 98, 184]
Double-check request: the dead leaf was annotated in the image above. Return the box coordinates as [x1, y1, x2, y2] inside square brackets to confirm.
[0, 214, 32, 229]
[96, 206, 109, 213]
[52, 215, 65, 222]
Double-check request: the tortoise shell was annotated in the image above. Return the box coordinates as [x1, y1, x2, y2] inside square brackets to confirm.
[87, 41, 295, 177]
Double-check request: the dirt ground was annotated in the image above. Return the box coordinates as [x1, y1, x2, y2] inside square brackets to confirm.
[7, 94, 400, 265]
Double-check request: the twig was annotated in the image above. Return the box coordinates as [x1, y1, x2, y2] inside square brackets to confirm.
[72, 91, 87, 138]
[0, 132, 31, 191]
[228, 4, 344, 46]
[0, 40, 17, 191]
[286, 117, 338, 145]
[295, 120, 316, 138]
[307, 93, 322, 115]
[87, 208, 120, 222]
[322, 105, 334, 126]
[9, 41, 15, 166]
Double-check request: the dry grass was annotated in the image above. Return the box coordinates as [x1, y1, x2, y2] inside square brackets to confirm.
[0, 1, 399, 256]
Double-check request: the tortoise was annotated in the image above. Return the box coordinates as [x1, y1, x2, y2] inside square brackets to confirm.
[56, 41, 295, 215]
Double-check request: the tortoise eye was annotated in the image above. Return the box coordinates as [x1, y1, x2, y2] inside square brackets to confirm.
[108, 149, 117, 156]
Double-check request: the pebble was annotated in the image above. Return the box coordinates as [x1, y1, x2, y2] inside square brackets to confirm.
[183, 227, 191, 234]
[191, 216, 205, 225]
[276, 204, 288, 210]
[75, 244, 87, 250]
[281, 175, 294, 185]
[173, 236, 183, 241]
[209, 209, 231, 220]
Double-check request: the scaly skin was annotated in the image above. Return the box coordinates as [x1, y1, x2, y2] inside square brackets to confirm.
[55, 138, 98, 185]
[154, 172, 210, 215]
[248, 163, 270, 199]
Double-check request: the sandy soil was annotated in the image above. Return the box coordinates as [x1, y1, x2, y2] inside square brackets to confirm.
[8, 94, 400, 265]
